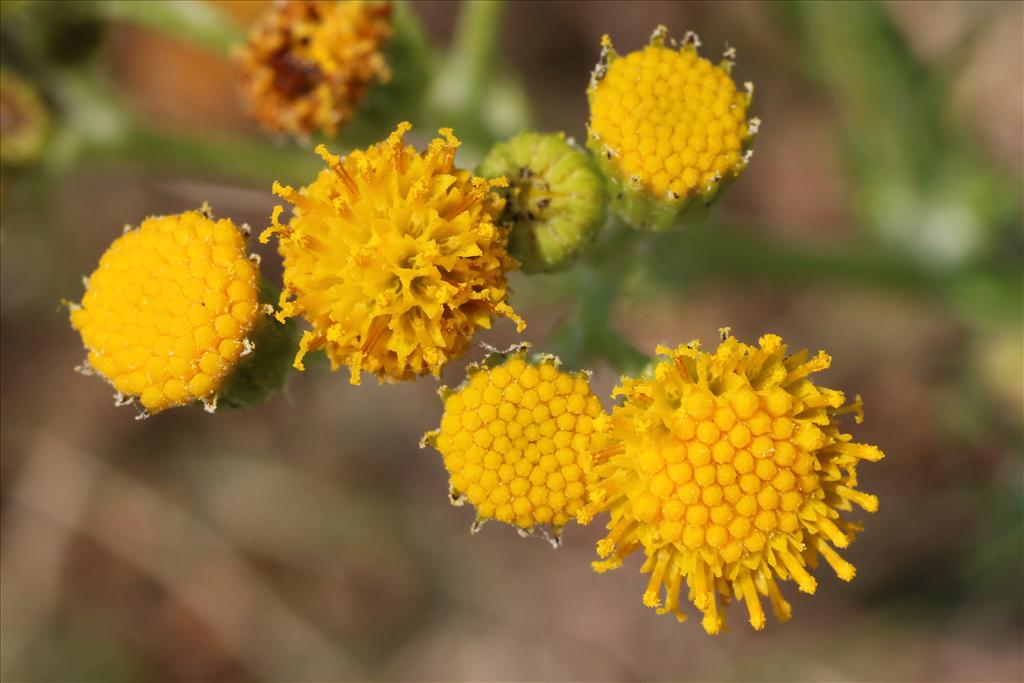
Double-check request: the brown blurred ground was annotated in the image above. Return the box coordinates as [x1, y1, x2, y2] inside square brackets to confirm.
[1, 2, 1022, 681]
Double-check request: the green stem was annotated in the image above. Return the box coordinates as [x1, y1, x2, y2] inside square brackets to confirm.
[650, 222, 940, 290]
[643, 219, 1022, 322]
[391, 1, 436, 70]
[578, 262, 651, 376]
[43, 66, 319, 186]
[428, 0, 505, 147]
[99, 126, 321, 187]
[86, 0, 244, 55]
[651, 219, 965, 290]
[444, 0, 504, 107]
[550, 218, 650, 375]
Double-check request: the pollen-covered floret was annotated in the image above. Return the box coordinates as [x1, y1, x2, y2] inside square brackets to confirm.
[424, 349, 605, 534]
[69, 208, 261, 414]
[580, 333, 883, 634]
[236, 0, 392, 136]
[261, 123, 523, 384]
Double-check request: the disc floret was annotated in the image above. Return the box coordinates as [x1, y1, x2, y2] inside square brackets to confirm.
[261, 123, 523, 384]
[580, 333, 883, 633]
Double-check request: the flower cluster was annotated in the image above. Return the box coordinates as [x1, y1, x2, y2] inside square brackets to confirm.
[64, 11, 887, 637]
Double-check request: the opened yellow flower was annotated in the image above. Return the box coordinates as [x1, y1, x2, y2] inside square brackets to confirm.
[236, 0, 392, 136]
[588, 26, 757, 230]
[580, 333, 883, 633]
[69, 207, 261, 415]
[262, 122, 523, 384]
[423, 348, 604, 536]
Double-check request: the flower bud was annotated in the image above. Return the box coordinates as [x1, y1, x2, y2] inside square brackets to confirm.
[0, 69, 50, 166]
[478, 131, 606, 272]
[587, 26, 758, 231]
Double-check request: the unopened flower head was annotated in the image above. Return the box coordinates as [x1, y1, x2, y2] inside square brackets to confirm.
[236, 0, 392, 136]
[588, 27, 757, 231]
[478, 131, 606, 272]
[580, 333, 883, 634]
[0, 69, 50, 166]
[262, 123, 523, 384]
[69, 207, 261, 415]
[424, 347, 605, 536]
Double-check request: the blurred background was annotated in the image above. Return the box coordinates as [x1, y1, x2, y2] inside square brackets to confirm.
[1, 1, 1022, 681]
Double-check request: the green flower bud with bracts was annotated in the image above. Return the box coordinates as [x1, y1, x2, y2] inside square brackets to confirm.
[478, 131, 606, 273]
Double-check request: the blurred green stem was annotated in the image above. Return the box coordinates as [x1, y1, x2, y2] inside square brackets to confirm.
[446, 0, 501, 104]
[551, 219, 650, 375]
[428, 0, 506, 147]
[96, 126, 321, 187]
[644, 219, 1022, 321]
[434, 0, 503, 109]
[86, 0, 244, 54]
[391, 1, 436, 70]
[43, 65, 318, 186]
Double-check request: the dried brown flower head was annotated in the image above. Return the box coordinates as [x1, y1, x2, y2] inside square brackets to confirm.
[236, 0, 392, 136]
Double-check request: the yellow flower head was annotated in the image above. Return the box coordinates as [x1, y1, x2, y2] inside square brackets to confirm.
[236, 0, 392, 136]
[69, 207, 261, 415]
[588, 26, 757, 230]
[261, 123, 523, 384]
[423, 348, 605, 537]
[580, 333, 883, 634]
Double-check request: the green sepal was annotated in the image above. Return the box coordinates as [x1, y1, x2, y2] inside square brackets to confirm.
[217, 280, 299, 410]
[587, 139, 712, 232]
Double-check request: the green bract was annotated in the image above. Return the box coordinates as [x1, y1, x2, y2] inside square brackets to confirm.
[218, 281, 300, 411]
